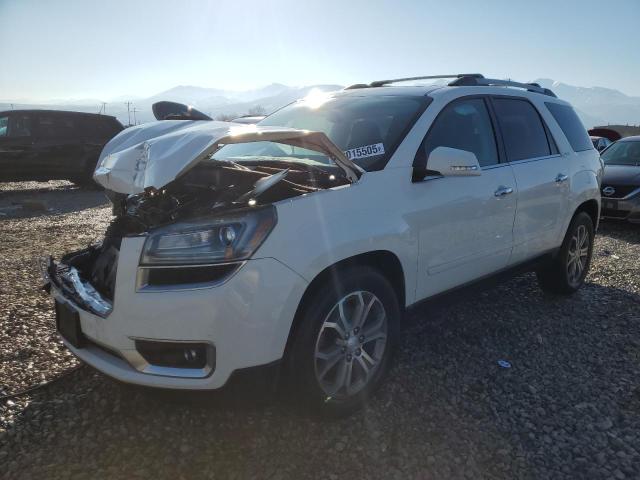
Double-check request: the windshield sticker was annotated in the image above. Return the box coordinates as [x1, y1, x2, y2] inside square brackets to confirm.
[344, 143, 385, 161]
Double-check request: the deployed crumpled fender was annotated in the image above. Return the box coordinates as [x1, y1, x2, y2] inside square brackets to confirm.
[94, 120, 362, 194]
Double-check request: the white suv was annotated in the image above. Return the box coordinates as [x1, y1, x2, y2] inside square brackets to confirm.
[43, 74, 602, 415]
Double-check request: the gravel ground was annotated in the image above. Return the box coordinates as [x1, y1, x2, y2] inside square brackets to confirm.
[1, 180, 639, 479]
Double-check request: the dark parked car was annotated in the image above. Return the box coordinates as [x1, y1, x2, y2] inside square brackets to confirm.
[0, 110, 123, 185]
[600, 135, 640, 223]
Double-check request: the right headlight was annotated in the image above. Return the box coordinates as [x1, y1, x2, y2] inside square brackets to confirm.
[140, 206, 277, 266]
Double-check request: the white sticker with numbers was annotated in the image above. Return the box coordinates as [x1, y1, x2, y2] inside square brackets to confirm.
[344, 142, 385, 161]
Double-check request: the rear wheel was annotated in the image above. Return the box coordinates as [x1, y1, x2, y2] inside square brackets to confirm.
[289, 266, 400, 417]
[536, 211, 594, 294]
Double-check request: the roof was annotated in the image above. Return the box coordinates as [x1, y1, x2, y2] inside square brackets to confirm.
[618, 135, 640, 142]
[0, 109, 118, 120]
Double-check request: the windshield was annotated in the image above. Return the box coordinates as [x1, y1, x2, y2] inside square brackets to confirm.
[601, 141, 640, 166]
[212, 94, 428, 171]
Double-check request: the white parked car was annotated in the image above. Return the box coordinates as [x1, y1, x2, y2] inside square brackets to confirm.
[43, 74, 602, 416]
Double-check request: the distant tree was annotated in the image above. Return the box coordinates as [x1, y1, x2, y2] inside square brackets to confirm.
[215, 112, 238, 121]
[248, 105, 267, 116]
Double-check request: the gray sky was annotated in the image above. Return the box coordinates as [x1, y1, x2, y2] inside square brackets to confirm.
[1, 0, 639, 101]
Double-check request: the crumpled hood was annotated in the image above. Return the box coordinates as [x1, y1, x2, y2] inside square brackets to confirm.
[94, 120, 361, 194]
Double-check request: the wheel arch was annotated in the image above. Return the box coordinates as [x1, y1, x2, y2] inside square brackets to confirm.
[574, 198, 600, 230]
[282, 250, 406, 365]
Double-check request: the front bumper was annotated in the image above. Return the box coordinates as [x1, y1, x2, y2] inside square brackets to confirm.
[44, 236, 308, 390]
[600, 191, 640, 223]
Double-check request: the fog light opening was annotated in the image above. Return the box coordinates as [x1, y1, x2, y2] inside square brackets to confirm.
[134, 340, 214, 371]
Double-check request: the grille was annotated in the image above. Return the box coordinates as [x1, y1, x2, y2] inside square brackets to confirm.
[601, 185, 639, 199]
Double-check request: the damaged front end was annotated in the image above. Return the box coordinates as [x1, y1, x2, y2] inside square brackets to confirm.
[41, 250, 114, 317]
[43, 121, 357, 315]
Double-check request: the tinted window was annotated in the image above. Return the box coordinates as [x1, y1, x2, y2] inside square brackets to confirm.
[214, 95, 429, 171]
[545, 102, 593, 152]
[0, 116, 7, 137]
[418, 98, 498, 167]
[3, 114, 32, 138]
[99, 117, 123, 137]
[37, 115, 79, 138]
[493, 98, 551, 161]
[81, 117, 117, 138]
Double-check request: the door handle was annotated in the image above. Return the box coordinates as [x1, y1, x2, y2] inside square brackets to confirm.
[555, 173, 569, 183]
[494, 186, 514, 197]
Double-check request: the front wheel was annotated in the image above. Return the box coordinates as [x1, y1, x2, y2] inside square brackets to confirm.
[536, 211, 594, 294]
[289, 266, 400, 417]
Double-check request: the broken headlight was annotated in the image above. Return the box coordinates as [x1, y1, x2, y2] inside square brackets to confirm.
[140, 206, 277, 266]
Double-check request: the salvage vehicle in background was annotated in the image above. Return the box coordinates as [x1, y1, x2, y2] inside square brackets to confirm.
[0, 110, 123, 186]
[600, 136, 640, 223]
[43, 74, 602, 416]
[591, 135, 612, 152]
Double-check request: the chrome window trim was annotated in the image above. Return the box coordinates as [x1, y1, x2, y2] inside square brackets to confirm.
[507, 154, 562, 166]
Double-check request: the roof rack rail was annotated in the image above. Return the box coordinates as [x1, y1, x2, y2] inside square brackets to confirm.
[368, 74, 484, 88]
[448, 76, 557, 97]
[346, 74, 557, 97]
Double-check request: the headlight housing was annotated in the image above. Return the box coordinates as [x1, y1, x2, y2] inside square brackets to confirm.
[140, 206, 277, 266]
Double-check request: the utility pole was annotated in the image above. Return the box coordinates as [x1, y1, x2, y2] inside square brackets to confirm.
[99, 102, 107, 115]
[132, 107, 138, 125]
[124, 101, 132, 126]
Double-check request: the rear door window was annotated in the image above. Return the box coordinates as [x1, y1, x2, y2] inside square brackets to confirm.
[0, 116, 8, 137]
[36, 115, 79, 139]
[545, 102, 593, 152]
[2, 114, 32, 138]
[492, 98, 551, 161]
[418, 97, 499, 168]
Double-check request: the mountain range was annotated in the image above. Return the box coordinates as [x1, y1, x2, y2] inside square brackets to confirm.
[1, 79, 639, 128]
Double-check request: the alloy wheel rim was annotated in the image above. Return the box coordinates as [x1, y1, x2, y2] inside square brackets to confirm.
[567, 224, 589, 287]
[314, 290, 388, 399]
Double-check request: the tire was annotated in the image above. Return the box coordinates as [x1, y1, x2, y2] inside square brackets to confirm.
[536, 211, 594, 294]
[289, 266, 401, 417]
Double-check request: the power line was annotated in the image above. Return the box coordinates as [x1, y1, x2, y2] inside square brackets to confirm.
[124, 101, 133, 125]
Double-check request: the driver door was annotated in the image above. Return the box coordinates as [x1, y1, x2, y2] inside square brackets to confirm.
[408, 97, 517, 300]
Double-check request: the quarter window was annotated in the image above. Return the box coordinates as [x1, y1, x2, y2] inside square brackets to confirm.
[418, 98, 499, 168]
[545, 102, 593, 152]
[493, 98, 551, 161]
[37, 115, 78, 138]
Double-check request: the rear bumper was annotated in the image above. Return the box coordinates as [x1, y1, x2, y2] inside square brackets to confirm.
[44, 236, 308, 390]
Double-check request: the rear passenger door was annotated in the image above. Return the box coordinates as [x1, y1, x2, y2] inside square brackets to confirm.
[490, 96, 569, 264]
[0, 113, 36, 180]
[411, 97, 518, 299]
[33, 114, 85, 178]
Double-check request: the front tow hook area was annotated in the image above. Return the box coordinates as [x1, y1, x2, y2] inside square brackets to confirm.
[38, 255, 113, 317]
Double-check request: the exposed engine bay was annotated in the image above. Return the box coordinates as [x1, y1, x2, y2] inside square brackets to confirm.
[43, 160, 348, 312]
[108, 160, 347, 231]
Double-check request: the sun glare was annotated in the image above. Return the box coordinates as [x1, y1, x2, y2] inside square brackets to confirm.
[301, 89, 332, 109]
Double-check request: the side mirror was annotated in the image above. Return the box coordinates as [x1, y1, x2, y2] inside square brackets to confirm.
[427, 146, 481, 177]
